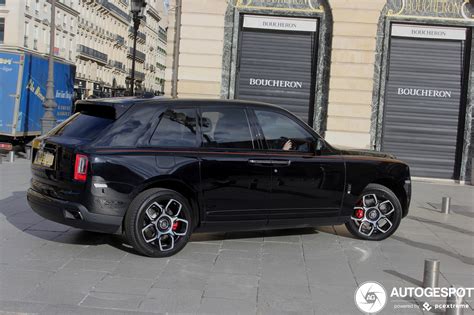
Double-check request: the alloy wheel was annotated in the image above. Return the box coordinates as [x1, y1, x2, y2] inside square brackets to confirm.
[350, 193, 395, 237]
[141, 198, 189, 251]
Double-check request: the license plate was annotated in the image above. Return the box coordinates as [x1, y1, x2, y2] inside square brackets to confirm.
[34, 150, 55, 168]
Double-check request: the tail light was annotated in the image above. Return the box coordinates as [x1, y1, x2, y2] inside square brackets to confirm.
[74, 154, 89, 182]
[0, 143, 13, 151]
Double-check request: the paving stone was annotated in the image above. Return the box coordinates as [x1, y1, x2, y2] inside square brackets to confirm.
[77, 245, 128, 261]
[2, 258, 70, 272]
[184, 241, 221, 254]
[26, 242, 86, 260]
[306, 258, 356, 287]
[63, 258, 121, 273]
[262, 241, 303, 257]
[93, 276, 154, 296]
[140, 288, 202, 313]
[80, 292, 143, 310]
[27, 220, 71, 232]
[170, 249, 218, 263]
[204, 273, 258, 301]
[199, 297, 257, 314]
[153, 259, 213, 290]
[0, 269, 54, 300]
[39, 304, 158, 315]
[26, 269, 106, 303]
[312, 284, 359, 315]
[111, 260, 168, 279]
[212, 256, 260, 275]
[26, 288, 88, 305]
[0, 300, 47, 313]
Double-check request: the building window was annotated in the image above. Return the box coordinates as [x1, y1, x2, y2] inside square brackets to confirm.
[35, 0, 39, 14]
[34, 26, 38, 50]
[24, 22, 29, 47]
[0, 18, 4, 43]
[0, 0, 5, 6]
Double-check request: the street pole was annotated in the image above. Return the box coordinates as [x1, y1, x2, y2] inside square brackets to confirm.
[130, 16, 140, 96]
[41, 0, 57, 134]
[171, 0, 181, 98]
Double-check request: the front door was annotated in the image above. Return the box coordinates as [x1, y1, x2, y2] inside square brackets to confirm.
[198, 106, 272, 228]
[251, 108, 345, 226]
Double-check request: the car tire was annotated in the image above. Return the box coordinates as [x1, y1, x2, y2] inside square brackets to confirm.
[345, 183, 402, 241]
[124, 188, 193, 257]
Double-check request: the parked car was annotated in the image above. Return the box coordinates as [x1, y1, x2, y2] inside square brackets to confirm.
[27, 97, 411, 257]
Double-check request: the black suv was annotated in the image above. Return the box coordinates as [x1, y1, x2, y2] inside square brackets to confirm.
[28, 98, 411, 257]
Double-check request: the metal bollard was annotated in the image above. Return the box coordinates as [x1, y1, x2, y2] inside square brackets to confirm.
[446, 286, 465, 315]
[8, 151, 15, 163]
[422, 259, 440, 288]
[441, 197, 451, 214]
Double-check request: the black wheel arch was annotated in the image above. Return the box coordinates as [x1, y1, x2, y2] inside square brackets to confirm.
[369, 178, 409, 217]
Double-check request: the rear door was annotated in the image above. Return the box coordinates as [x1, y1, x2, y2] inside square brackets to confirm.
[251, 108, 345, 226]
[198, 105, 272, 228]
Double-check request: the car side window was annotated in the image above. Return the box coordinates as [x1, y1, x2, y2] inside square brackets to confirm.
[200, 108, 255, 149]
[254, 110, 315, 152]
[150, 108, 198, 147]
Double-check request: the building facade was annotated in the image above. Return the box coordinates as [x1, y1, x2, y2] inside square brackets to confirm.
[0, 0, 168, 99]
[75, 0, 168, 98]
[165, 0, 474, 182]
[0, 0, 79, 62]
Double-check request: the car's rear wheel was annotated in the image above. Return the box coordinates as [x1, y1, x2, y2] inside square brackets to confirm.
[345, 184, 402, 241]
[124, 188, 193, 257]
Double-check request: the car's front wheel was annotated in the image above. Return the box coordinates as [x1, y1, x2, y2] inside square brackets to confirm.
[124, 188, 193, 257]
[345, 184, 402, 241]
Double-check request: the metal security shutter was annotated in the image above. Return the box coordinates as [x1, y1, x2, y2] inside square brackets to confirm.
[382, 30, 466, 179]
[236, 17, 317, 124]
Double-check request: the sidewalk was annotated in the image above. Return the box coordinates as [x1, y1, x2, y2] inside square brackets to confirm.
[0, 158, 473, 314]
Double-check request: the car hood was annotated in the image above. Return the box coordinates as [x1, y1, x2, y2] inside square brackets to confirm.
[336, 147, 396, 159]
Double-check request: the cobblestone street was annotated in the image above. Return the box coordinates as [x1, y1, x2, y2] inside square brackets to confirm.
[0, 159, 473, 314]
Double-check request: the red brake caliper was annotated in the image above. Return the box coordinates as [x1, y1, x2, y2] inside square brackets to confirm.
[172, 221, 179, 231]
[354, 200, 364, 219]
[354, 208, 365, 219]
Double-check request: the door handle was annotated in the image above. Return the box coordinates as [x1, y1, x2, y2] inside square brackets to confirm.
[248, 159, 291, 166]
[272, 160, 291, 166]
[248, 159, 273, 165]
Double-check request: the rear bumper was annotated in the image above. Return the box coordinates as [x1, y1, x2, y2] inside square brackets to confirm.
[27, 188, 122, 234]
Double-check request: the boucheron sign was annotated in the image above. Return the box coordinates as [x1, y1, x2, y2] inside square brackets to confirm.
[392, 24, 467, 39]
[397, 87, 453, 98]
[243, 15, 318, 32]
[387, 0, 474, 19]
[249, 78, 304, 89]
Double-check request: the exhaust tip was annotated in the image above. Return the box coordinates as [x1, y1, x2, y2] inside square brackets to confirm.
[64, 208, 83, 220]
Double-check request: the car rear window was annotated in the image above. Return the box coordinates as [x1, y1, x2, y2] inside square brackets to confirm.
[51, 112, 114, 140]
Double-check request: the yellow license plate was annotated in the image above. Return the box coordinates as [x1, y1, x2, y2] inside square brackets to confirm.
[34, 150, 55, 167]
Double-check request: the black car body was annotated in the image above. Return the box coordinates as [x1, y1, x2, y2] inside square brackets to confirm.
[28, 97, 411, 256]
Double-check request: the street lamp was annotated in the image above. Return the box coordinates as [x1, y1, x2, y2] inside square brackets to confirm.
[41, 0, 57, 134]
[130, 0, 147, 96]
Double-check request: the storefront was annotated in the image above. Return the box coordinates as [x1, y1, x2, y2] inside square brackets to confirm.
[373, 0, 474, 180]
[74, 79, 87, 100]
[219, 0, 332, 131]
[235, 14, 319, 124]
[93, 83, 103, 97]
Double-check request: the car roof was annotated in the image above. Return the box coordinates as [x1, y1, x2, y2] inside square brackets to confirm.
[77, 96, 285, 111]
